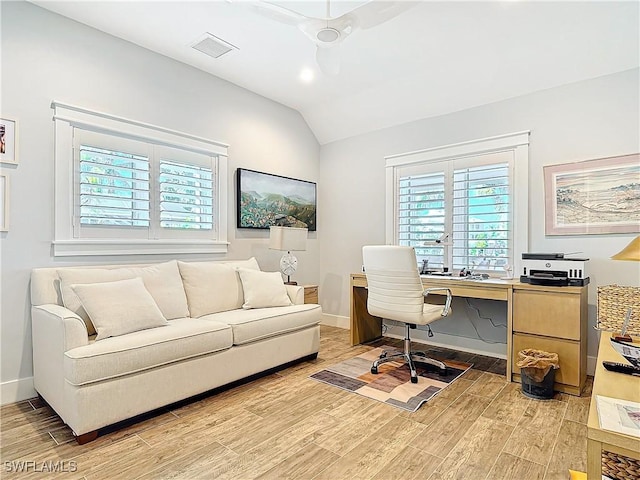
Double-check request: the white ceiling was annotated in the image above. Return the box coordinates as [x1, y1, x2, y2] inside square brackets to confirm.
[31, 1, 639, 145]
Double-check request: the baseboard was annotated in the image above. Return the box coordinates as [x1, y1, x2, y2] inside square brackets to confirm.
[384, 323, 508, 359]
[320, 313, 350, 330]
[1, 377, 37, 406]
[587, 355, 597, 376]
[385, 330, 599, 376]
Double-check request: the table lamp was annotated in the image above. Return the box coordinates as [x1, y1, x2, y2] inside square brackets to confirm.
[611, 235, 640, 261]
[269, 226, 307, 285]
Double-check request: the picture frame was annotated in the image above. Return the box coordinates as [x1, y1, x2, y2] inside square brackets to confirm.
[544, 153, 640, 235]
[236, 168, 317, 231]
[0, 174, 9, 232]
[0, 118, 18, 165]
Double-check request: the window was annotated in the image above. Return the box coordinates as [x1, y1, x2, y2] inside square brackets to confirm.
[387, 132, 529, 275]
[53, 102, 228, 256]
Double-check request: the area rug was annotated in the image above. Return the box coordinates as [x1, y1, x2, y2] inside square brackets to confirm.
[310, 346, 473, 412]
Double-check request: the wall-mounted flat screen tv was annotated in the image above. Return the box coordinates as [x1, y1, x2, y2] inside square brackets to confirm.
[236, 168, 317, 231]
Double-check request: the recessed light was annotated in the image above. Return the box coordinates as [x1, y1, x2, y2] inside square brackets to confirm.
[300, 68, 314, 83]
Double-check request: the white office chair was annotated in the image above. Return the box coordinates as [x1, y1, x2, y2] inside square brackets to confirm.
[362, 245, 453, 384]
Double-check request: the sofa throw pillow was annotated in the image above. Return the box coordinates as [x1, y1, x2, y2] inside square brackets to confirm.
[72, 278, 168, 341]
[58, 260, 189, 335]
[237, 268, 293, 309]
[178, 262, 245, 317]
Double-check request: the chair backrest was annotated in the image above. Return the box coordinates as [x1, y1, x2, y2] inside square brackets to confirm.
[362, 245, 425, 323]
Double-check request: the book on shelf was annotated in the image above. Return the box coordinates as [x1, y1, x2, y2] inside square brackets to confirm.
[596, 395, 640, 438]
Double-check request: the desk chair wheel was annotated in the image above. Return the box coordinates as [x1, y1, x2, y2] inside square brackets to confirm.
[410, 374, 418, 384]
[371, 366, 378, 374]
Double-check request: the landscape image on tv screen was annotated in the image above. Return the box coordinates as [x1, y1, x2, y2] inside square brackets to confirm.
[237, 168, 317, 231]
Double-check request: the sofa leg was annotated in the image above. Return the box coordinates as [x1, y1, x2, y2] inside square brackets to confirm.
[76, 430, 98, 445]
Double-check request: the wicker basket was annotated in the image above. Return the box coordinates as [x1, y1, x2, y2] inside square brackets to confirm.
[602, 450, 640, 480]
[597, 285, 640, 336]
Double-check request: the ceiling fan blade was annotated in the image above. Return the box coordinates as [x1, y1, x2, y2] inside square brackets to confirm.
[316, 45, 341, 76]
[248, 1, 309, 26]
[326, 15, 356, 39]
[349, 1, 417, 29]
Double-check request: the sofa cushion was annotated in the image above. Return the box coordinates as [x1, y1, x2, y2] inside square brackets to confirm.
[237, 269, 293, 309]
[202, 304, 321, 345]
[58, 260, 189, 335]
[64, 318, 233, 386]
[178, 261, 249, 317]
[72, 278, 169, 341]
[222, 257, 260, 270]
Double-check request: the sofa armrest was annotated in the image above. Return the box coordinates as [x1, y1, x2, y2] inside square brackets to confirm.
[31, 305, 88, 418]
[33, 304, 89, 351]
[286, 285, 305, 305]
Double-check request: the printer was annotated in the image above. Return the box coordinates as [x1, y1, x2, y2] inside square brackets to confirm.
[520, 253, 590, 286]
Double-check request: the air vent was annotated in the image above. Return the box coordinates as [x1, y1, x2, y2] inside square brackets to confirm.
[191, 33, 238, 59]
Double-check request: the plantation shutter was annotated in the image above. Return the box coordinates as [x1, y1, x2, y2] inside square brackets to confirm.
[451, 162, 511, 271]
[395, 150, 513, 274]
[159, 161, 213, 230]
[79, 145, 150, 227]
[398, 171, 447, 269]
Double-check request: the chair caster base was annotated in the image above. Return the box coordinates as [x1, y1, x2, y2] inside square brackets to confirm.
[371, 366, 378, 374]
[410, 375, 418, 384]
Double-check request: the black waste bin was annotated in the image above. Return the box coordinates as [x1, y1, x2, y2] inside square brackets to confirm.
[520, 367, 556, 399]
[517, 349, 559, 400]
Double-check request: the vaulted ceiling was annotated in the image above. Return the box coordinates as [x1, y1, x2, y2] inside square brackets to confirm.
[32, 1, 640, 145]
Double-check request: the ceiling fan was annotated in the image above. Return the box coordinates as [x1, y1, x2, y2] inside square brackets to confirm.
[249, 0, 416, 76]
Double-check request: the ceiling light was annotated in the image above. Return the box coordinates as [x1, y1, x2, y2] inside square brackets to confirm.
[316, 28, 340, 44]
[300, 68, 314, 83]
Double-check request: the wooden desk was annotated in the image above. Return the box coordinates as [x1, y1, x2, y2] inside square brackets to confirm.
[587, 333, 640, 478]
[350, 273, 588, 394]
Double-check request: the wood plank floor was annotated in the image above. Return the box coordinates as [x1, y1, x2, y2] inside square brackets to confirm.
[0, 326, 591, 480]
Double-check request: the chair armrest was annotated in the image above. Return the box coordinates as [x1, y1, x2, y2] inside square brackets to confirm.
[32, 304, 89, 351]
[423, 288, 453, 316]
[286, 285, 305, 305]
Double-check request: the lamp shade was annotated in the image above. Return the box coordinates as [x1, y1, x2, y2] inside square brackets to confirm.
[269, 226, 307, 252]
[611, 236, 640, 261]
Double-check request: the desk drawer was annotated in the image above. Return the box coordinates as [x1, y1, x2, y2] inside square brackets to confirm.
[513, 290, 581, 340]
[512, 333, 581, 387]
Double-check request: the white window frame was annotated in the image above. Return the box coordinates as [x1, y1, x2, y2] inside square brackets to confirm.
[385, 131, 529, 275]
[52, 101, 229, 257]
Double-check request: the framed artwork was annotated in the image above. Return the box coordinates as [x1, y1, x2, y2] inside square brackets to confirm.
[236, 168, 316, 231]
[0, 118, 18, 165]
[0, 174, 9, 232]
[544, 153, 640, 235]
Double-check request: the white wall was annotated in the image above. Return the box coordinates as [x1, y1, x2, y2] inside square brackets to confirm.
[319, 68, 640, 358]
[0, 2, 320, 403]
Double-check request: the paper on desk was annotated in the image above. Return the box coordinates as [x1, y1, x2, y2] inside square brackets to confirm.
[596, 395, 640, 438]
[610, 337, 640, 368]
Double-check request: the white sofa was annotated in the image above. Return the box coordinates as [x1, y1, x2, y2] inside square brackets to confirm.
[30, 258, 321, 443]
